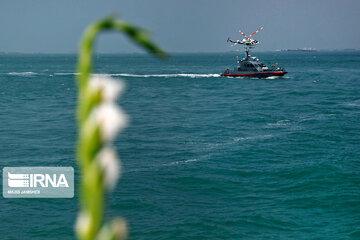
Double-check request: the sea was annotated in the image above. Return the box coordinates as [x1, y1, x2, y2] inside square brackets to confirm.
[0, 51, 359, 239]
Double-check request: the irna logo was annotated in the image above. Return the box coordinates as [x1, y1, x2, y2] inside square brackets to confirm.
[3, 167, 74, 198]
[8, 172, 69, 188]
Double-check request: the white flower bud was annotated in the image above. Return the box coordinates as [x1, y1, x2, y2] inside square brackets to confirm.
[97, 147, 121, 190]
[75, 211, 91, 237]
[88, 75, 124, 102]
[112, 218, 128, 239]
[91, 103, 128, 142]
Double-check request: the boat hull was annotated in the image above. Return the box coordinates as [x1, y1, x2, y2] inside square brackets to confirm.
[221, 71, 287, 78]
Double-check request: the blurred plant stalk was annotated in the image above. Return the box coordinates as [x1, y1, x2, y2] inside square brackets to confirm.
[75, 16, 166, 240]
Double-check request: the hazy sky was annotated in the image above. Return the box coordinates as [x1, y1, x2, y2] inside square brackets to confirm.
[0, 0, 359, 53]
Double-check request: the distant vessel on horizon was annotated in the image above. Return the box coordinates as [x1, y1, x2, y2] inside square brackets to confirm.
[278, 48, 317, 52]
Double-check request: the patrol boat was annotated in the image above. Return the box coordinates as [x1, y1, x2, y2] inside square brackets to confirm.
[221, 27, 287, 78]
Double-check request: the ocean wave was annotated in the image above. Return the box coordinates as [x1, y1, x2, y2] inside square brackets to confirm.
[299, 113, 336, 122]
[111, 73, 221, 78]
[164, 158, 200, 166]
[266, 120, 291, 127]
[54, 72, 79, 76]
[7, 72, 37, 76]
[233, 134, 273, 142]
[125, 158, 201, 173]
[345, 100, 360, 107]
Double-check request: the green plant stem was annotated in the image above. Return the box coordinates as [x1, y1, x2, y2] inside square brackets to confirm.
[75, 16, 166, 240]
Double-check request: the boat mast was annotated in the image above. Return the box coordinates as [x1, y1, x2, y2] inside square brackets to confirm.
[244, 46, 250, 59]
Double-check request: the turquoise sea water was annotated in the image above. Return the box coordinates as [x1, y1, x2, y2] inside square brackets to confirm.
[0, 52, 359, 239]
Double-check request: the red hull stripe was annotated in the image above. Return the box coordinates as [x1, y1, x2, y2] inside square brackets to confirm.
[221, 71, 287, 77]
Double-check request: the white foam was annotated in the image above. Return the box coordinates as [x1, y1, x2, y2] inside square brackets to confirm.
[266, 120, 291, 127]
[52, 72, 220, 78]
[54, 72, 79, 76]
[234, 134, 273, 142]
[8, 72, 37, 76]
[125, 158, 201, 173]
[164, 158, 200, 166]
[299, 113, 336, 122]
[111, 73, 221, 78]
[266, 76, 281, 79]
[345, 100, 360, 107]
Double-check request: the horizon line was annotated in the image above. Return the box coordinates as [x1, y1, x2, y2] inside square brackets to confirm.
[0, 49, 359, 55]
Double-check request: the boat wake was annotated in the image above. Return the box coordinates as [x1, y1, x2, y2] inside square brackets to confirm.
[50, 72, 221, 78]
[265, 76, 282, 79]
[7, 72, 38, 76]
[111, 73, 221, 78]
[4, 71, 269, 80]
[6, 71, 288, 80]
